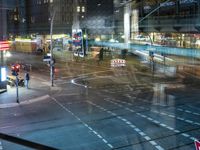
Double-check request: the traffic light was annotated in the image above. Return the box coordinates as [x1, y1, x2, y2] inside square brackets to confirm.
[11, 64, 20, 76]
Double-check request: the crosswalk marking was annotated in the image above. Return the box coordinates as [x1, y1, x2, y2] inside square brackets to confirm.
[87, 101, 165, 150]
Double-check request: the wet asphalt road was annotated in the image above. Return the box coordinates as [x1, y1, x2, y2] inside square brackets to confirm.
[0, 52, 200, 150]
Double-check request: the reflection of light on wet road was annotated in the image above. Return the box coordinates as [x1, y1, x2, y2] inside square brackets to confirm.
[101, 97, 198, 143]
[152, 83, 175, 106]
[71, 79, 87, 88]
[87, 100, 165, 150]
[70, 70, 111, 88]
[51, 97, 114, 149]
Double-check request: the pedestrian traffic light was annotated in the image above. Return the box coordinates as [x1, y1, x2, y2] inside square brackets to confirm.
[11, 64, 20, 76]
[149, 51, 154, 57]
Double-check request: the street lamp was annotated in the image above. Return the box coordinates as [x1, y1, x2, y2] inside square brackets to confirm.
[49, 9, 56, 87]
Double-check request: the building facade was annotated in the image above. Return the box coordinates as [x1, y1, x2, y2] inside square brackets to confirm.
[80, 0, 114, 39]
[114, 0, 200, 49]
[26, 0, 75, 35]
[1, 0, 114, 41]
[7, 0, 27, 37]
[0, 0, 26, 40]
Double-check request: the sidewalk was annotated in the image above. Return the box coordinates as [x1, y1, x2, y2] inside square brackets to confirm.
[0, 89, 7, 94]
[0, 74, 55, 108]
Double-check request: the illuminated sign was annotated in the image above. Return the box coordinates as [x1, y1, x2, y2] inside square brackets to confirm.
[111, 59, 126, 67]
[72, 29, 83, 47]
[0, 67, 7, 82]
[0, 41, 10, 51]
[195, 140, 200, 150]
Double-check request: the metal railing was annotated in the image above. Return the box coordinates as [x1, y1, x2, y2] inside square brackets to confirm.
[0, 132, 58, 150]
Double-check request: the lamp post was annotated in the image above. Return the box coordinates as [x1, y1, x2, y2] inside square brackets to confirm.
[50, 10, 56, 87]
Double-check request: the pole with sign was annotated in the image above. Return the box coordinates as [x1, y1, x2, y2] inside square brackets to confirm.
[161, 52, 166, 74]
[16, 76, 19, 103]
[149, 51, 154, 73]
[11, 64, 20, 103]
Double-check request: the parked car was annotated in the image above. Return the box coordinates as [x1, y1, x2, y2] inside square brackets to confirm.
[7, 75, 25, 87]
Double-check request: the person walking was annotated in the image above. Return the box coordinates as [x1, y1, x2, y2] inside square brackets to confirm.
[25, 72, 30, 89]
[98, 48, 104, 65]
[99, 48, 104, 61]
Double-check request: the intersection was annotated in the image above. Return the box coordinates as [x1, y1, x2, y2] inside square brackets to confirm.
[0, 52, 199, 149]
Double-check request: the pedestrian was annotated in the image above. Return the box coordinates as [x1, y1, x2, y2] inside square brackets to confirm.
[121, 49, 127, 59]
[99, 48, 104, 60]
[25, 72, 30, 89]
[98, 48, 104, 65]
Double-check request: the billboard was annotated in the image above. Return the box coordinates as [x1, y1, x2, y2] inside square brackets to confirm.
[72, 29, 83, 51]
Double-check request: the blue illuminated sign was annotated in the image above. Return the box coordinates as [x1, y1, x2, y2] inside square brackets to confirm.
[0, 67, 6, 82]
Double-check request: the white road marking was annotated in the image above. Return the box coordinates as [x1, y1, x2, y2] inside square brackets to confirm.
[177, 108, 200, 116]
[103, 98, 198, 142]
[70, 70, 111, 88]
[51, 97, 113, 149]
[87, 101, 165, 150]
[152, 110, 200, 127]
[108, 97, 200, 127]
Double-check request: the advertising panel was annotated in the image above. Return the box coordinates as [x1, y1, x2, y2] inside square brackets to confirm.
[72, 29, 84, 57]
[0, 67, 7, 82]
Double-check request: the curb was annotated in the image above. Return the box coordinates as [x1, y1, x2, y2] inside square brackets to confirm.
[0, 89, 7, 94]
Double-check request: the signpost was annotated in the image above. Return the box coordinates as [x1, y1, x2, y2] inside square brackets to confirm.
[149, 51, 154, 72]
[43, 55, 51, 62]
[11, 64, 20, 103]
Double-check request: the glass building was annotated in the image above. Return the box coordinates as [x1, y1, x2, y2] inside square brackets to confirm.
[114, 0, 200, 49]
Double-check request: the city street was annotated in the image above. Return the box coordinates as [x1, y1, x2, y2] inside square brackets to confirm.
[1, 0, 200, 150]
[0, 52, 199, 150]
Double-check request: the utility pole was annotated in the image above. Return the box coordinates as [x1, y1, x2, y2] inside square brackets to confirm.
[16, 76, 19, 103]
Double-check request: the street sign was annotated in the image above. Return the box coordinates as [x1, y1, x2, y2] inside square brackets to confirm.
[195, 140, 200, 150]
[111, 59, 126, 67]
[43, 58, 51, 62]
[43, 56, 51, 62]
[47, 53, 51, 57]
[0, 41, 10, 51]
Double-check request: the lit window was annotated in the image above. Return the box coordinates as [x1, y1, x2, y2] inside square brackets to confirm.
[81, 6, 85, 12]
[14, 15, 18, 21]
[31, 16, 35, 23]
[77, 6, 80, 12]
[37, 0, 42, 5]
